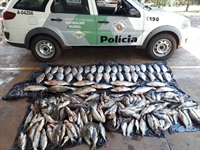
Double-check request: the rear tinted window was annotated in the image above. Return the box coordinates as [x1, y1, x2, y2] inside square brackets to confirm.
[13, 0, 48, 11]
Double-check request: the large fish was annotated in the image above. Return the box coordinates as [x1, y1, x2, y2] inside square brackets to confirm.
[124, 72, 132, 82]
[73, 80, 95, 87]
[156, 87, 175, 92]
[146, 81, 166, 87]
[24, 85, 47, 92]
[73, 86, 96, 95]
[131, 71, 138, 82]
[75, 73, 83, 81]
[92, 84, 113, 89]
[111, 87, 135, 93]
[98, 65, 104, 73]
[72, 67, 78, 76]
[111, 81, 139, 87]
[46, 73, 53, 81]
[103, 72, 110, 83]
[44, 80, 70, 86]
[105, 65, 111, 73]
[91, 65, 97, 74]
[112, 66, 118, 73]
[111, 73, 117, 82]
[132, 87, 156, 94]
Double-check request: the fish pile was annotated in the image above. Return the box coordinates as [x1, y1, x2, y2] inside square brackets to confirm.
[13, 62, 200, 150]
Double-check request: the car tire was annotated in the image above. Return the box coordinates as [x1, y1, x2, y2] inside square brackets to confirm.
[31, 35, 62, 62]
[146, 33, 177, 60]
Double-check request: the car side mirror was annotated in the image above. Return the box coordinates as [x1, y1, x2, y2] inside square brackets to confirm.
[127, 8, 140, 17]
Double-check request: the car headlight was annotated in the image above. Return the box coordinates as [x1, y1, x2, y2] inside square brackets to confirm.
[181, 20, 190, 29]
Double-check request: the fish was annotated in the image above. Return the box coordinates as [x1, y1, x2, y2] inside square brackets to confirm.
[65, 66, 71, 75]
[56, 72, 64, 80]
[91, 103, 102, 122]
[163, 72, 172, 82]
[178, 109, 190, 129]
[98, 65, 104, 73]
[45, 66, 52, 74]
[78, 66, 84, 74]
[153, 64, 160, 73]
[80, 108, 88, 124]
[156, 87, 175, 92]
[138, 71, 146, 81]
[46, 73, 53, 81]
[111, 87, 135, 93]
[23, 111, 34, 130]
[147, 64, 154, 73]
[103, 72, 110, 83]
[24, 85, 47, 92]
[159, 121, 171, 131]
[127, 119, 134, 139]
[131, 71, 138, 82]
[112, 66, 118, 73]
[45, 85, 75, 93]
[111, 81, 139, 87]
[84, 66, 90, 74]
[40, 129, 47, 150]
[18, 132, 27, 150]
[124, 72, 132, 82]
[147, 114, 156, 133]
[75, 73, 83, 81]
[135, 119, 140, 134]
[73, 86, 96, 95]
[66, 126, 76, 143]
[155, 72, 163, 82]
[91, 127, 98, 150]
[105, 65, 111, 73]
[58, 66, 64, 73]
[36, 73, 45, 83]
[123, 65, 130, 72]
[95, 73, 103, 82]
[91, 65, 97, 74]
[72, 67, 78, 76]
[51, 66, 58, 74]
[117, 72, 124, 81]
[178, 101, 197, 109]
[141, 105, 156, 116]
[87, 73, 94, 81]
[65, 73, 73, 82]
[183, 110, 193, 127]
[147, 72, 156, 81]
[83, 126, 93, 146]
[132, 87, 156, 94]
[118, 65, 122, 72]
[92, 84, 113, 89]
[99, 123, 107, 141]
[161, 65, 168, 73]
[73, 80, 95, 86]
[29, 122, 38, 142]
[111, 73, 117, 82]
[121, 120, 128, 138]
[135, 65, 140, 72]
[140, 64, 146, 72]
[139, 116, 147, 136]
[188, 108, 200, 124]
[44, 80, 70, 86]
[146, 81, 166, 87]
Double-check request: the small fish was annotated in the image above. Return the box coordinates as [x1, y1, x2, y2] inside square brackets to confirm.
[75, 73, 83, 81]
[56, 72, 64, 81]
[124, 72, 132, 82]
[18, 132, 27, 150]
[131, 71, 138, 82]
[178, 109, 190, 129]
[105, 65, 111, 73]
[87, 73, 94, 81]
[40, 129, 47, 150]
[73, 86, 96, 95]
[24, 85, 47, 92]
[127, 119, 134, 139]
[98, 65, 104, 73]
[84, 66, 90, 74]
[112, 66, 118, 73]
[99, 123, 107, 141]
[72, 67, 78, 76]
[91, 127, 98, 150]
[51, 66, 58, 74]
[65, 73, 73, 82]
[140, 116, 147, 136]
[111, 87, 135, 93]
[146, 81, 166, 87]
[44, 80, 70, 86]
[95, 73, 103, 82]
[111, 81, 139, 87]
[65, 66, 71, 75]
[140, 64, 146, 72]
[91, 65, 97, 74]
[111, 73, 117, 82]
[118, 65, 122, 72]
[147, 64, 154, 73]
[46, 73, 53, 81]
[132, 87, 156, 94]
[121, 120, 128, 138]
[45, 66, 52, 74]
[36, 73, 45, 83]
[58, 66, 64, 73]
[123, 65, 130, 72]
[77, 66, 84, 74]
[147, 72, 156, 81]
[153, 64, 161, 73]
[117, 72, 124, 81]
[138, 71, 146, 81]
[46, 85, 75, 93]
[155, 72, 164, 82]
[135, 65, 140, 72]
[161, 65, 168, 73]
[156, 87, 175, 92]
[163, 73, 172, 82]
[129, 65, 135, 72]
[23, 111, 34, 130]
[73, 80, 95, 86]
[135, 119, 140, 134]
[92, 84, 113, 89]
[103, 72, 110, 83]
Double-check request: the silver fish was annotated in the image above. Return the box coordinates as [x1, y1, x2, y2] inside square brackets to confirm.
[127, 119, 134, 139]
[72, 67, 78, 76]
[73, 86, 96, 95]
[121, 120, 128, 138]
[159, 121, 171, 131]
[129, 65, 135, 72]
[84, 66, 90, 74]
[58, 66, 64, 73]
[123, 65, 130, 72]
[155, 72, 164, 82]
[153, 64, 161, 73]
[124, 72, 132, 82]
[91, 127, 98, 150]
[91, 65, 97, 74]
[147, 72, 156, 81]
[178, 109, 190, 129]
[132, 87, 156, 94]
[44, 80, 70, 86]
[99, 123, 107, 141]
[131, 71, 138, 82]
[141, 105, 156, 116]
[83, 126, 93, 146]
[163, 73, 172, 82]
[46, 85, 75, 93]
[98, 65, 104, 73]
[135, 65, 140, 72]
[147, 114, 156, 133]
[161, 65, 168, 73]
[105, 65, 111, 73]
[111, 73, 117, 82]
[118, 65, 122, 72]
[45, 66, 52, 74]
[188, 108, 200, 124]
[51, 66, 58, 74]
[36, 73, 45, 83]
[75, 73, 83, 81]
[138, 71, 146, 81]
[117, 72, 124, 81]
[112, 66, 118, 73]
[135, 119, 140, 134]
[24, 85, 47, 92]
[23, 111, 34, 130]
[92, 84, 113, 89]
[111, 81, 138, 87]
[29, 122, 38, 142]
[65, 66, 71, 75]
[77, 66, 84, 74]
[147, 64, 154, 73]
[40, 129, 47, 150]
[73, 80, 95, 86]
[95, 73, 103, 82]
[178, 101, 197, 109]
[111, 87, 135, 93]
[140, 116, 147, 136]
[18, 132, 27, 150]
[80, 108, 88, 124]
[56, 72, 64, 81]
[183, 110, 193, 127]
[46, 73, 53, 81]
[65, 73, 73, 82]
[87, 73, 94, 81]
[103, 72, 110, 83]
[91, 103, 102, 122]
[140, 64, 146, 72]
[156, 87, 175, 93]
[146, 81, 166, 87]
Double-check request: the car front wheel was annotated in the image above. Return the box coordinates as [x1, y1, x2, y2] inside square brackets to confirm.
[31, 35, 62, 62]
[146, 33, 177, 60]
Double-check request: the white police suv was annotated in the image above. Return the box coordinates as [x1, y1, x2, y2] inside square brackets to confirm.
[2, 0, 190, 62]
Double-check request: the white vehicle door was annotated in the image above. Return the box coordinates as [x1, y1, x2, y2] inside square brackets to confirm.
[45, 0, 96, 46]
[94, 0, 144, 46]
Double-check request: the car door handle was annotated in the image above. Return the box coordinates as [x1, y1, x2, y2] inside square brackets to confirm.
[97, 20, 109, 24]
[50, 18, 63, 22]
